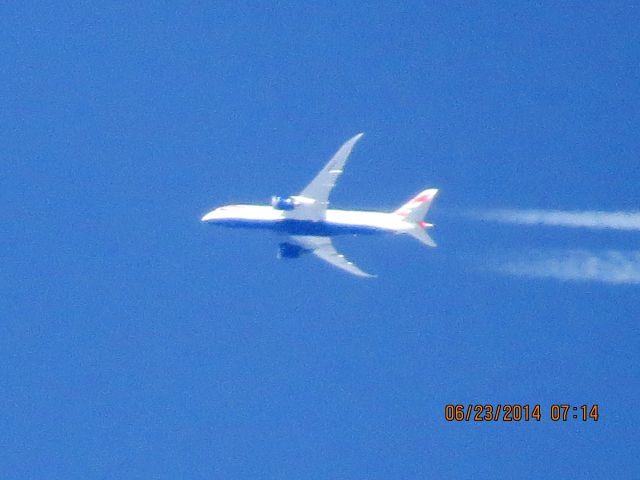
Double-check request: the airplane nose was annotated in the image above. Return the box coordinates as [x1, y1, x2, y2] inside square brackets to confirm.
[201, 211, 217, 222]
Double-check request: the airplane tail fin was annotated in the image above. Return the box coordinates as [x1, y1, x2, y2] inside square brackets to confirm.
[394, 188, 438, 223]
[394, 188, 439, 248]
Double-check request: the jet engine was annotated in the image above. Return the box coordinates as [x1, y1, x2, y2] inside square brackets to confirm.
[278, 242, 309, 259]
[271, 195, 296, 211]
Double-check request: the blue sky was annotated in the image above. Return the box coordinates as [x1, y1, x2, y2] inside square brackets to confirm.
[2, 2, 639, 478]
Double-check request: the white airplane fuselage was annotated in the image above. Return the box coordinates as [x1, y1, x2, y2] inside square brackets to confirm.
[201, 204, 417, 237]
[200, 133, 438, 276]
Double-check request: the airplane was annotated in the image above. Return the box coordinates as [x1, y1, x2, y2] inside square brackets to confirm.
[201, 133, 438, 277]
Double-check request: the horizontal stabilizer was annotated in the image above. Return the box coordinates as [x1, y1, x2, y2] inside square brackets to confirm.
[407, 226, 437, 247]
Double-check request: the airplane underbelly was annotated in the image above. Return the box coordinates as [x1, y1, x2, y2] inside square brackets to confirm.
[211, 218, 388, 236]
[277, 219, 385, 235]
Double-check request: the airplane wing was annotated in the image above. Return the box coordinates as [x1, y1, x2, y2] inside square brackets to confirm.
[290, 235, 374, 278]
[291, 133, 364, 220]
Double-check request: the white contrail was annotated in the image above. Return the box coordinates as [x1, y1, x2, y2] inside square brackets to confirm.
[477, 209, 640, 231]
[494, 250, 640, 284]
